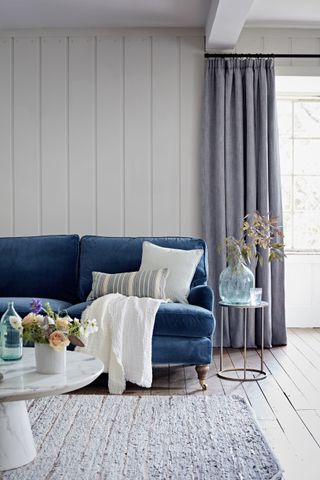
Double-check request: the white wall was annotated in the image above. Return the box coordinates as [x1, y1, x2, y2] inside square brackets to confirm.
[0, 28, 204, 238]
[285, 254, 320, 327]
[2, 27, 319, 327]
[237, 27, 320, 75]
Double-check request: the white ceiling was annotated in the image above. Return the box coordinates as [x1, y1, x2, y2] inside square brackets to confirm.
[246, 0, 320, 28]
[0, 0, 210, 29]
[0, 0, 318, 35]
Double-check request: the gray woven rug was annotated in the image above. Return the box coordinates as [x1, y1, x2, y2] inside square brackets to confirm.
[4, 395, 282, 480]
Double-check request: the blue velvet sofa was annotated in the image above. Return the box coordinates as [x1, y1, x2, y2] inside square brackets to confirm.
[0, 234, 215, 389]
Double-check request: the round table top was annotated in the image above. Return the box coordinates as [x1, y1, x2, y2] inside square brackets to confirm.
[219, 300, 269, 309]
[0, 348, 104, 402]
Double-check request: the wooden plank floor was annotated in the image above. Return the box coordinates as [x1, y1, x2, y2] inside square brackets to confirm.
[75, 328, 320, 480]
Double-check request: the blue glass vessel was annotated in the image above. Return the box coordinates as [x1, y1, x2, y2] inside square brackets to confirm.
[219, 263, 254, 304]
[0, 302, 23, 361]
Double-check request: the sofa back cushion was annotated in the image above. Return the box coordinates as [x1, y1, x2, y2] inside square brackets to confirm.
[0, 234, 79, 303]
[79, 236, 208, 302]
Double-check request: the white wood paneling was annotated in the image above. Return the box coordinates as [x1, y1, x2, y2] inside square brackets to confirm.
[0, 29, 204, 241]
[263, 36, 292, 66]
[96, 36, 124, 236]
[13, 37, 40, 236]
[180, 36, 204, 237]
[152, 35, 180, 236]
[235, 32, 264, 53]
[236, 28, 320, 75]
[0, 39, 12, 236]
[41, 37, 68, 234]
[124, 36, 152, 236]
[291, 37, 320, 66]
[68, 36, 95, 236]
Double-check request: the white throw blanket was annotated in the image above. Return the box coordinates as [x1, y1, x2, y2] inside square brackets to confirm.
[77, 293, 163, 394]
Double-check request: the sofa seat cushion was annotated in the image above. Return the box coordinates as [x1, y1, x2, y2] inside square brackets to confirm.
[155, 303, 214, 338]
[66, 302, 91, 319]
[67, 300, 214, 339]
[0, 298, 72, 317]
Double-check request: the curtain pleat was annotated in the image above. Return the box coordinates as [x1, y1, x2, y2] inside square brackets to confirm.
[201, 58, 287, 348]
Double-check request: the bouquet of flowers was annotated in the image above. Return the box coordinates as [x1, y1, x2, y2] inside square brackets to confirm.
[22, 299, 98, 351]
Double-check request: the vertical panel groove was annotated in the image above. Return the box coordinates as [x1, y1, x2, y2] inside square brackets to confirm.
[69, 36, 95, 235]
[94, 35, 98, 235]
[96, 36, 124, 235]
[124, 36, 152, 235]
[150, 36, 154, 236]
[178, 36, 182, 236]
[152, 36, 180, 235]
[39, 36, 43, 234]
[180, 36, 203, 237]
[0, 38, 13, 235]
[122, 36, 126, 236]
[66, 36, 70, 233]
[14, 37, 40, 235]
[10, 37, 15, 236]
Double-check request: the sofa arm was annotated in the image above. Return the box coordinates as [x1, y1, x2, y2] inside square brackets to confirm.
[188, 285, 214, 311]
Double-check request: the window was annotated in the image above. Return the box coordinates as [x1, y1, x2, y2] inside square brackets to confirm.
[277, 77, 320, 252]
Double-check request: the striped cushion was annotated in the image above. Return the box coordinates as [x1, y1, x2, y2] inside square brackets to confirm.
[87, 269, 169, 301]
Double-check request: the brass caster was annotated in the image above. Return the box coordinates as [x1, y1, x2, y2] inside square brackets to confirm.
[200, 381, 208, 391]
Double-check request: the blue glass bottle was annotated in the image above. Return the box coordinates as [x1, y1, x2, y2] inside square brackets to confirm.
[0, 302, 23, 361]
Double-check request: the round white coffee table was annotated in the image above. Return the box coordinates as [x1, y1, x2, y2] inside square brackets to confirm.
[0, 347, 104, 471]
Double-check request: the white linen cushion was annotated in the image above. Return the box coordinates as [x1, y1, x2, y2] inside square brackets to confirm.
[139, 241, 203, 303]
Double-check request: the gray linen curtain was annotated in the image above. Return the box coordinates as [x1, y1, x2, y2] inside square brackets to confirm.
[201, 58, 286, 348]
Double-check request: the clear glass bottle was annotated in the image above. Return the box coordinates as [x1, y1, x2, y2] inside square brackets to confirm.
[219, 262, 254, 304]
[0, 302, 23, 361]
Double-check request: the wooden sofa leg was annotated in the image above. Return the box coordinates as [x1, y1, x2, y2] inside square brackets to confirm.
[195, 364, 209, 391]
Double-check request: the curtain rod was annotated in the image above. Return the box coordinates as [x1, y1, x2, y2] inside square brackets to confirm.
[204, 53, 320, 58]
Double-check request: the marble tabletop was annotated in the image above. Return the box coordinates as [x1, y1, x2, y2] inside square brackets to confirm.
[0, 348, 104, 402]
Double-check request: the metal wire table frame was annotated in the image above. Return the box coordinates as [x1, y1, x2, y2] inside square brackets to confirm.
[218, 300, 268, 382]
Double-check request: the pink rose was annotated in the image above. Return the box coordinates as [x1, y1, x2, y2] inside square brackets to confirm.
[49, 331, 70, 351]
[22, 313, 37, 326]
[56, 317, 70, 330]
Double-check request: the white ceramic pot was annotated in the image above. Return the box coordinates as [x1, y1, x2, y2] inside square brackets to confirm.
[34, 343, 66, 374]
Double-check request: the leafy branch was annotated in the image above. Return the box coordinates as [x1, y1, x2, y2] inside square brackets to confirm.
[222, 211, 285, 269]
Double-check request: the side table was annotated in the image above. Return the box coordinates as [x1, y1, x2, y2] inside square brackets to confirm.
[218, 300, 268, 381]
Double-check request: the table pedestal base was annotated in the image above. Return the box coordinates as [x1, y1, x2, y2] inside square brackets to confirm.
[218, 367, 267, 382]
[0, 400, 36, 471]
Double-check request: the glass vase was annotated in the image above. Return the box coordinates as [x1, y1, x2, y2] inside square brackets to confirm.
[0, 301, 23, 361]
[219, 263, 254, 304]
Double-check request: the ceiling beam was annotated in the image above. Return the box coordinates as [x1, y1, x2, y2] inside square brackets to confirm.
[206, 0, 255, 51]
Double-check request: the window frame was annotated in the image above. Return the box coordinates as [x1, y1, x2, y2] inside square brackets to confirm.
[277, 93, 320, 254]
